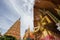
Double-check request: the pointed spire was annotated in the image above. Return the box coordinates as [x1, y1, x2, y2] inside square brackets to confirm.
[5, 18, 20, 40]
[19, 18, 20, 20]
[19, 16, 21, 20]
[28, 25, 30, 32]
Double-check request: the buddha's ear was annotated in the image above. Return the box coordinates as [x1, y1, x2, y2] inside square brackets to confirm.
[56, 22, 60, 31]
[57, 27, 60, 31]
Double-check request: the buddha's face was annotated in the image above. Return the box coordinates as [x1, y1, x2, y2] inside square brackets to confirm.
[34, 14, 40, 27]
[34, 7, 41, 27]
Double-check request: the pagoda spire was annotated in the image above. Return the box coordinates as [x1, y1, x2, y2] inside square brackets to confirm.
[5, 18, 20, 40]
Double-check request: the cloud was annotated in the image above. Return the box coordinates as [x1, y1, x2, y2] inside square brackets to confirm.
[0, 0, 20, 34]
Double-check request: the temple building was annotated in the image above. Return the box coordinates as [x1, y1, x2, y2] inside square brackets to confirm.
[4, 19, 20, 40]
[34, 0, 60, 40]
[23, 27, 34, 40]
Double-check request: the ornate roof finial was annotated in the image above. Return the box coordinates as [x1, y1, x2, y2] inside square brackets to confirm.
[19, 17, 21, 20]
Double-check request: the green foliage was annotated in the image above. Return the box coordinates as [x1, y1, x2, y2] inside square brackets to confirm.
[0, 35, 16, 40]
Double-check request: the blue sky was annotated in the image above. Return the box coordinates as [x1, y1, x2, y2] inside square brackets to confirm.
[0, 0, 34, 38]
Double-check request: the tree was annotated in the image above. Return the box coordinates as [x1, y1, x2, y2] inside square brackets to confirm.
[0, 35, 16, 40]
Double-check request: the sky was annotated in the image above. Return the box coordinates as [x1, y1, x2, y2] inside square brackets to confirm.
[0, 0, 34, 38]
